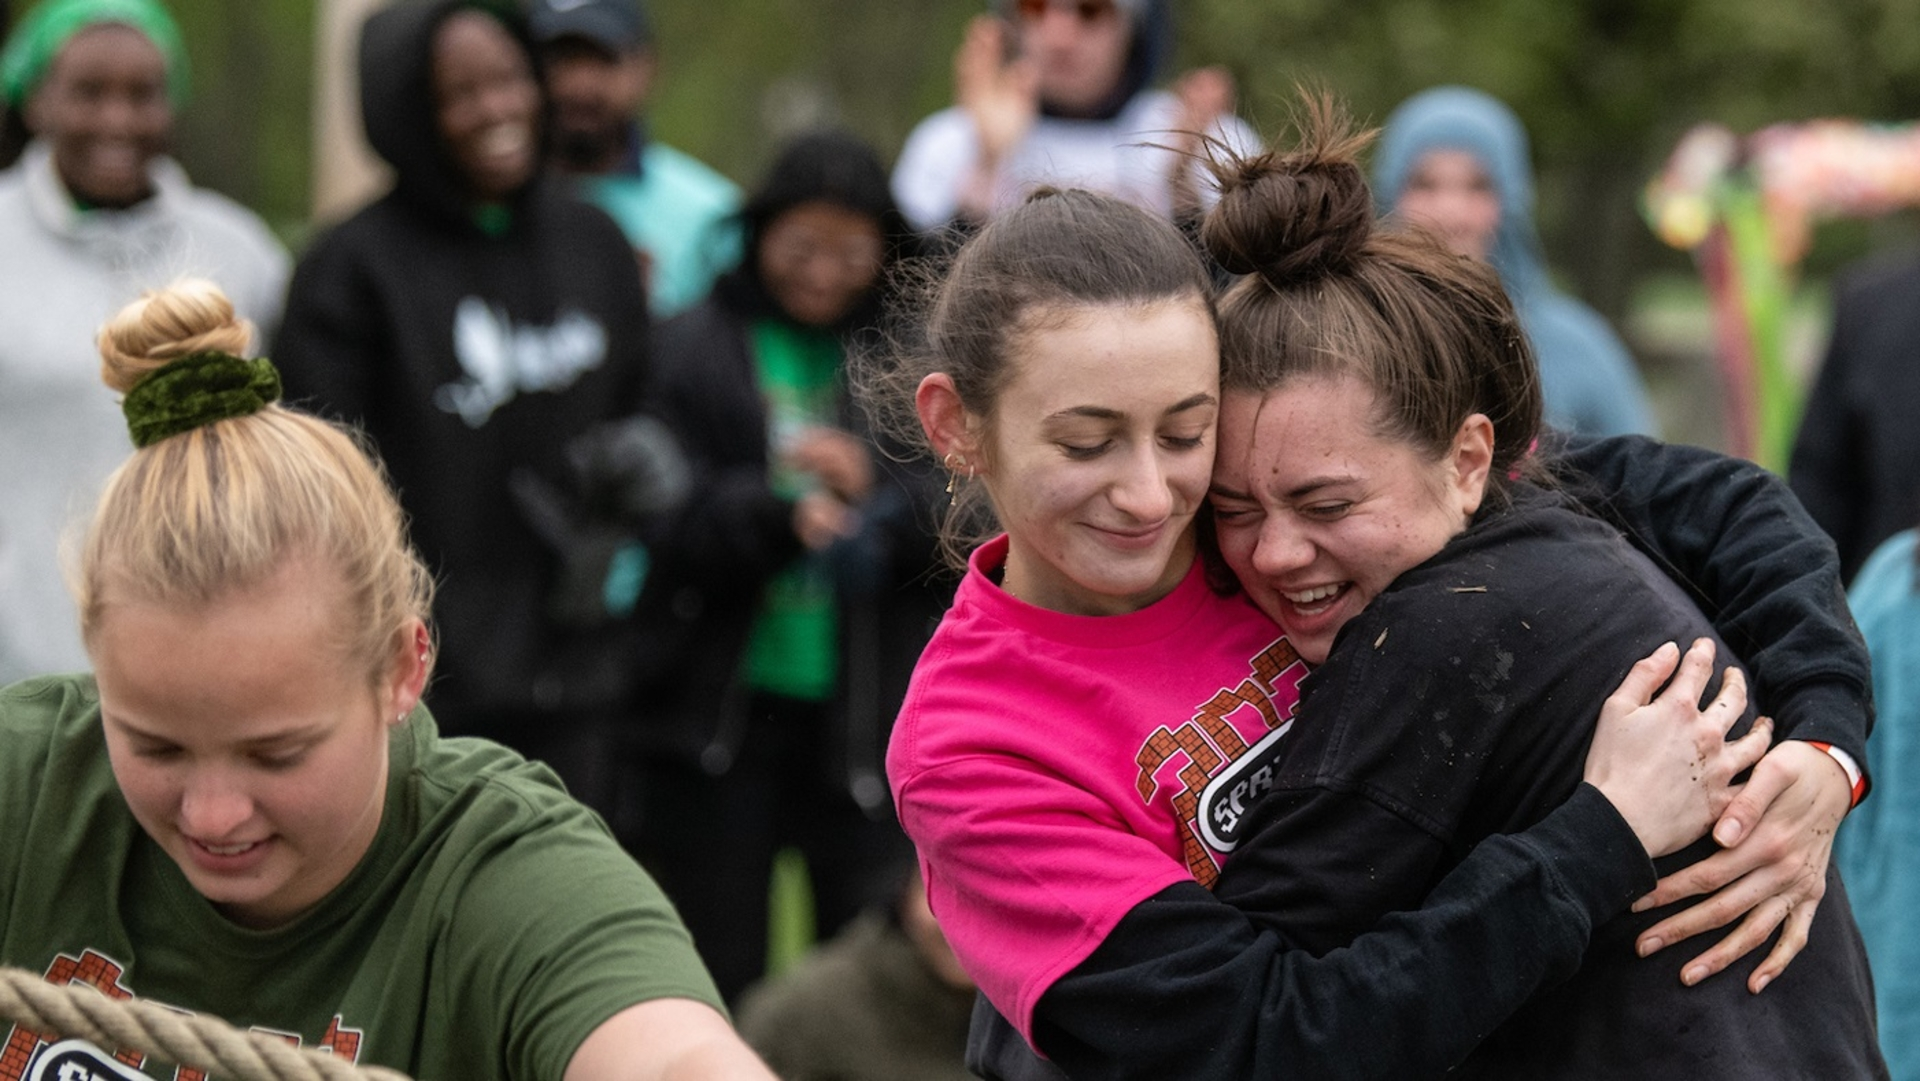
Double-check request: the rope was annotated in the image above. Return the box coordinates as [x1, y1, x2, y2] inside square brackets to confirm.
[0, 967, 412, 1081]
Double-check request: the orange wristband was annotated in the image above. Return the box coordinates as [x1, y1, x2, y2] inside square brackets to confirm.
[1806, 741, 1867, 807]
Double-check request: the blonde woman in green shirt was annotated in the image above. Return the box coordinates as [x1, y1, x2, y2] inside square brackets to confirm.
[0, 279, 774, 1081]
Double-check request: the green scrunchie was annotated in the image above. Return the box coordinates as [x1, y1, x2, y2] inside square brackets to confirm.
[0, 0, 190, 109]
[122, 352, 282, 449]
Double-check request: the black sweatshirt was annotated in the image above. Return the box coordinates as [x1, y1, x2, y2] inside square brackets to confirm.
[273, 1, 650, 729]
[1789, 249, 1920, 581]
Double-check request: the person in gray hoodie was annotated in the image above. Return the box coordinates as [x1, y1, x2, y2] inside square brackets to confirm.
[0, 0, 288, 685]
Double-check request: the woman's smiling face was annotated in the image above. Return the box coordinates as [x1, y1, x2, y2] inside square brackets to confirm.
[1209, 375, 1490, 663]
[431, 10, 541, 202]
[972, 297, 1220, 615]
[92, 559, 418, 929]
[28, 23, 171, 208]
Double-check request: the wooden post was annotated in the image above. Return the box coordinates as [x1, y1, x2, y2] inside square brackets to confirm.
[310, 0, 390, 224]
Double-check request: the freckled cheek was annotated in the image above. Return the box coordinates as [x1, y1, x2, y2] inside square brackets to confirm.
[1026, 474, 1099, 525]
[1215, 531, 1256, 580]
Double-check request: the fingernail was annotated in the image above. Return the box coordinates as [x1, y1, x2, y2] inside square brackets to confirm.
[1752, 974, 1771, 994]
[1637, 936, 1661, 957]
[1630, 895, 1653, 913]
[1683, 965, 1707, 986]
[1714, 819, 1743, 846]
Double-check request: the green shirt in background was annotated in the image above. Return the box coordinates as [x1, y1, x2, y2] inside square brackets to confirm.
[745, 318, 844, 702]
[0, 674, 720, 1081]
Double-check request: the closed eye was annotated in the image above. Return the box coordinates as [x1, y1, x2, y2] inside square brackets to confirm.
[1209, 498, 1258, 525]
[253, 749, 310, 772]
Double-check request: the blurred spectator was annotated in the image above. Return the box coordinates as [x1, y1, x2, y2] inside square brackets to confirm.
[273, 0, 651, 825]
[1788, 250, 1920, 581]
[890, 0, 1256, 231]
[0, 0, 287, 683]
[735, 865, 975, 1081]
[1374, 85, 1655, 438]
[528, 0, 739, 319]
[1834, 527, 1920, 1078]
[636, 129, 941, 1002]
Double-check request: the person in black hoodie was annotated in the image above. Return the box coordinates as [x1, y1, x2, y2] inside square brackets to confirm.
[638, 131, 944, 1002]
[273, 0, 651, 817]
[1789, 249, 1920, 583]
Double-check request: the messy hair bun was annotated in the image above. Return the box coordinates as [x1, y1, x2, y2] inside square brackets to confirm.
[97, 278, 254, 394]
[1205, 90, 1544, 498]
[1201, 94, 1377, 289]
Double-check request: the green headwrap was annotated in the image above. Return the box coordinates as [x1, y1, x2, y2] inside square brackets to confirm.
[122, 352, 282, 449]
[0, 0, 190, 109]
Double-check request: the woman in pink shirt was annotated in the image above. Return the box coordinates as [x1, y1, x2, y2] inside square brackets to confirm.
[864, 173, 1863, 1076]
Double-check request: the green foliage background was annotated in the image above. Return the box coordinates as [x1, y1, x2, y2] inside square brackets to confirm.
[160, 2, 315, 242]
[123, 0, 1920, 316]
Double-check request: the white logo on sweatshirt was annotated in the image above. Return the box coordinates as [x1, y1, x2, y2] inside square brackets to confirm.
[433, 297, 609, 427]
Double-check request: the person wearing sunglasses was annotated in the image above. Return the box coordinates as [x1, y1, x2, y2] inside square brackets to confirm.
[890, 0, 1257, 231]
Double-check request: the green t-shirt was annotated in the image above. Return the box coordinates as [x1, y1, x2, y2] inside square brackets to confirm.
[0, 675, 720, 1081]
[745, 318, 844, 701]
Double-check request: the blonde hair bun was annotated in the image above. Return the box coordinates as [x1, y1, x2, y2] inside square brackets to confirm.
[98, 278, 256, 395]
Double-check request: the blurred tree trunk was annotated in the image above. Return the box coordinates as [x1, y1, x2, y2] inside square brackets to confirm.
[312, 0, 390, 225]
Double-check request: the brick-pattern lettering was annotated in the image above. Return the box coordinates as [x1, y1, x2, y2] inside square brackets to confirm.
[0, 952, 365, 1081]
[1130, 641, 1307, 887]
[315, 1017, 362, 1064]
[1, 951, 142, 1081]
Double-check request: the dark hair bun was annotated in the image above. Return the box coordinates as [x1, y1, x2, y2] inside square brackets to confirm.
[1201, 94, 1378, 288]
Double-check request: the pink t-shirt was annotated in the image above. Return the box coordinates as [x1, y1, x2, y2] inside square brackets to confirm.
[888, 536, 1308, 1040]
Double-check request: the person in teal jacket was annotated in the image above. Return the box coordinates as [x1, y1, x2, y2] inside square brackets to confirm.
[1838, 527, 1920, 1079]
[528, 0, 739, 318]
[1373, 85, 1656, 438]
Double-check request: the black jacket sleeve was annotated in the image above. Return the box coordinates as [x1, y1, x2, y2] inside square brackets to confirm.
[1551, 434, 1872, 770]
[1004, 786, 1652, 1081]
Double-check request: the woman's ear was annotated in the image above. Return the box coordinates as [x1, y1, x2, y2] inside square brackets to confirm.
[381, 619, 432, 726]
[1449, 413, 1496, 517]
[915, 373, 982, 468]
